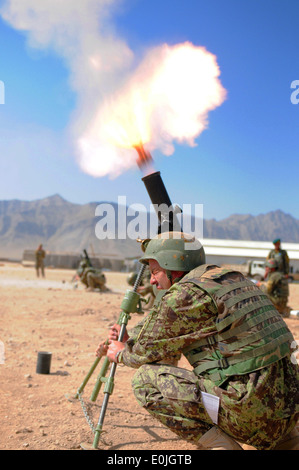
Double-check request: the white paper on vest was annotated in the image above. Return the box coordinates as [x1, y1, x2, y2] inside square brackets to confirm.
[201, 392, 220, 424]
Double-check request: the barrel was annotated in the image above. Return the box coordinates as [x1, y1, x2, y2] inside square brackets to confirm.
[142, 171, 181, 233]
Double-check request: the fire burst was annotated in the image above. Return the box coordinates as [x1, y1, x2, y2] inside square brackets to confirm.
[78, 41, 227, 178]
[133, 143, 153, 171]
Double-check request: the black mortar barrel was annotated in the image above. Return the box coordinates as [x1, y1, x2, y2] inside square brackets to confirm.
[83, 249, 93, 267]
[142, 171, 181, 233]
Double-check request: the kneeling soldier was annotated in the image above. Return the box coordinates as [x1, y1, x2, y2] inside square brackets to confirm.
[98, 232, 299, 450]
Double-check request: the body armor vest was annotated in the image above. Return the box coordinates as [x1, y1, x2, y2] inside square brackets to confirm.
[181, 265, 294, 386]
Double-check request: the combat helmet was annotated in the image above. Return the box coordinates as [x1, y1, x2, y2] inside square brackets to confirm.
[139, 232, 206, 272]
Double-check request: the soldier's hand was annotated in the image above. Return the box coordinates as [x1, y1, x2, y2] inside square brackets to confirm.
[95, 341, 108, 357]
[107, 341, 125, 363]
[109, 324, 129, 343]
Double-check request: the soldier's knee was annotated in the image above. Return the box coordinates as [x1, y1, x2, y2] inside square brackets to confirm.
[132, 365, 152, 388]
[131, 365, 156, 406]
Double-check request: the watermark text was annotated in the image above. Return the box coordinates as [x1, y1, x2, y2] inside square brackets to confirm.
[95, 197, 203, 248]
[290, 80, 299, 104]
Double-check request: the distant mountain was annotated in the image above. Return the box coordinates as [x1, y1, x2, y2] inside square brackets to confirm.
[203, 210, 299, 242]
[0, 195, 298, 260]
[0, 194, 144, 260]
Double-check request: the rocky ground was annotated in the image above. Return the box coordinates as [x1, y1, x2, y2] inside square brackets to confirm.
[0, 262, 298, 451]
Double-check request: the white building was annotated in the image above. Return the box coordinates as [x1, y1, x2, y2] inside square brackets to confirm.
[202, 239, 299, 274]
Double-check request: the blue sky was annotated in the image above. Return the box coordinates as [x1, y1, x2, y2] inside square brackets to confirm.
[0, 0, 298, 221]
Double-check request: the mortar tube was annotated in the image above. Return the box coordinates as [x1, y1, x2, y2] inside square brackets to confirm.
[142, 171, 181, 233]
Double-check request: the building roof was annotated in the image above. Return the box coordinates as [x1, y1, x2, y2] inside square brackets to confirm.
[201, 239, 299, 260]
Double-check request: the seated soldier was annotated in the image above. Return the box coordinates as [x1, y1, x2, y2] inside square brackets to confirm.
[77, 260, 108, 292]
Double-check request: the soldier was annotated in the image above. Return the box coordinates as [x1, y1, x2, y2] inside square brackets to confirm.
[77, 260, 108, 292]
[267, 238, 289, 277]
[35, 244, 46, 278]
[263, 259, 290, 318]
[97, 232, 299, 450]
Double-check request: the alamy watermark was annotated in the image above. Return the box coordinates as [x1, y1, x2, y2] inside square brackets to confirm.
[95, 197, 203, 249]
[290, 80, 299, 104]
[0, 80, 5, 104]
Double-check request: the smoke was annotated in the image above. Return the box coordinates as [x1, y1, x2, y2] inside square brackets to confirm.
[1, 0, 226, 178]
[0, 0, 134, 133]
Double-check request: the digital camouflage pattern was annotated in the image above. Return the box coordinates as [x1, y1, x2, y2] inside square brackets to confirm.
[121, 264, 299, 450]
[132, 361, 298, 450]
[265, 271, 290, 317]
[85, 269, 107, 291]
[180, 265, 293, 383]
[77, 261, 107, 291]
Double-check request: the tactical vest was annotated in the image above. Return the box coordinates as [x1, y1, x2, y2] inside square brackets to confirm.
[181, 265, 294, 386]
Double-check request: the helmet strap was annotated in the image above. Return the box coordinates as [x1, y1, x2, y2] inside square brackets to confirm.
[166, 270, 186, 285]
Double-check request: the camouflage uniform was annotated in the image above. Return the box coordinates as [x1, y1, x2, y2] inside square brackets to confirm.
[267, 248, 289, 275]
[35, 246, 46, 277]
[85, 269, 107, 291]
[77, 261, 107, 291]
[121, 264, 299, 450]
[266, 271, 290, 317]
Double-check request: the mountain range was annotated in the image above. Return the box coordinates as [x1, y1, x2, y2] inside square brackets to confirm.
[0, 194, 298, 260]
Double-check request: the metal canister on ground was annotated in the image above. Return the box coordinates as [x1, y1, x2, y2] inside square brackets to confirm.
[36, 351, 52, 374]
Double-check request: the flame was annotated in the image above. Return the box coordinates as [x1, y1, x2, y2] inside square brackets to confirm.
[133, 142, 154, 171]
[78, 41, 226, 178]
[102, 97, 151, 149]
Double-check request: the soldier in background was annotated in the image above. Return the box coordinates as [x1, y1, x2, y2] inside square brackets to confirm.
[267, 238, 289, 277]
[76, 259, 108, 292]
[35, 244, 46, 278]
[264, 259, 290, 318]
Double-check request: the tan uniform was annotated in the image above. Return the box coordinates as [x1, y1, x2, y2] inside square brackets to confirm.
[35, 248, 45, 277]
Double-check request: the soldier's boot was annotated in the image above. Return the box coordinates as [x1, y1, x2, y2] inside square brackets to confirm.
[273, 428, 299, 450]
[99, 284, 109, 292]
[197, 426, 243, 450]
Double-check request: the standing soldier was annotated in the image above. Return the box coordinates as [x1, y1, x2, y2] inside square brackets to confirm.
[35, 244, 46, 278]
[267, 238, 289, 277]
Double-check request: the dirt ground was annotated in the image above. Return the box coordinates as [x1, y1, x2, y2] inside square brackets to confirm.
[0, 262, 298, 451]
